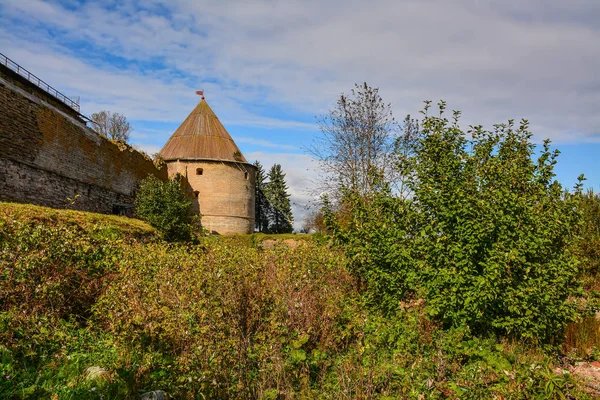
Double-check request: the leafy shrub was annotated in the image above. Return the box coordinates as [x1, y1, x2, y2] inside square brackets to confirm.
[0, 202, 593, 399]
[0, 204, 156, 399]
[135, 175, 195, 242]
[93, 242, 356, 398]
[330, 102, 584, 344]
[0, 219, 125, 322]
[322, 307, 584, 399]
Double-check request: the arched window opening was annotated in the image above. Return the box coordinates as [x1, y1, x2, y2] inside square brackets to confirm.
[196, 168, 203, 175]
[244, 172, 249, 180]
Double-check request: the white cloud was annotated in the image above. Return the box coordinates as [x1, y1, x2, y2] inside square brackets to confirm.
[236, 137, 297, 150]
[2, 0, 598, 143]
[1, 0, 599, 214]
[135, 143, 162, 157]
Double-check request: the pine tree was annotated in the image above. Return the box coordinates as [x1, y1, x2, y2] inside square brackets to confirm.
[253, 160, 270, 232]
[265, 164, 293, 233]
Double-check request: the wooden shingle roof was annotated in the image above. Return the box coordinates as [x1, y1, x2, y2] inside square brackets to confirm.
[159, 99, 248, 163]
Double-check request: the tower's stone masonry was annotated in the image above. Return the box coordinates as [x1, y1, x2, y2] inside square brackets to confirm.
[160, 96, 256, 234]
[168, 160, 256, 234]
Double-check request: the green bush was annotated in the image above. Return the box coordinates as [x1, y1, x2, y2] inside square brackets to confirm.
[575, 190, 600, 288]
[0, 206, 149, 399]
[93, 242, 356, 398]
[330, 102, 584, 344]
[135, 175, 195, 242]
[0, 219, 125, 323]
[0, 202, 594, 399]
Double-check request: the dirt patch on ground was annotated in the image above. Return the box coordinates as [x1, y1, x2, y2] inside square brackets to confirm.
[557, 361, 600, 397]
[261, 238, 303, 249]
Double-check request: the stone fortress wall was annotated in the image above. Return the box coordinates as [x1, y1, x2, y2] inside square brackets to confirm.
[0, 63, 167, 215]
[167, 160, 256, 234]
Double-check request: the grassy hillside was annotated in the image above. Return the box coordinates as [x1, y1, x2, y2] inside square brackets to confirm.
[0, 202, 157, 239]
[0, 202, 595, 399]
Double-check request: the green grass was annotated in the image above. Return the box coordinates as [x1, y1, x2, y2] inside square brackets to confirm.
[0, 201, 156, 239]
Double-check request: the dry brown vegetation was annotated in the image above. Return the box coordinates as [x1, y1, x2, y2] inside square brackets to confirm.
[0, 202, 597, 399]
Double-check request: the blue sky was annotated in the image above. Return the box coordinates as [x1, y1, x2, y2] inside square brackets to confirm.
[1, 0, 599, 225]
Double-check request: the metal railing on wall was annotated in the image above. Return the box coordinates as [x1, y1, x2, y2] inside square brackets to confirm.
[0, 52, 81, 113]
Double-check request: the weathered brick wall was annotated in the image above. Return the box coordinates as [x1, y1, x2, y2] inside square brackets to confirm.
[167, 160, 256, 234]
[0, 64, 167, 214]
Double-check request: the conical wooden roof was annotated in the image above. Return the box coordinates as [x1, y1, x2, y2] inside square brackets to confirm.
[160, 99, 248, 163]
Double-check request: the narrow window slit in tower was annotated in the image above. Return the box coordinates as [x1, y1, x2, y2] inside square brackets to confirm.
[244, 172, 249, 180]
[196, 168, 203, 175]
[194, 191, 199, 198]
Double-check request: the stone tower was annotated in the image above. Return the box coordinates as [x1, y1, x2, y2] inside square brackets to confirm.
[159, 93, 256, 234]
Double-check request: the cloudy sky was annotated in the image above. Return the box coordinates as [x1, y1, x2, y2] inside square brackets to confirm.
[1, 0, 599, 227]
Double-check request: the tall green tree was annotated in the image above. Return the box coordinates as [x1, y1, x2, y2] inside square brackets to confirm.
[329, 101, 584, 344]
[253, 161, 270, 232]
[266, 164, 293, 233]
